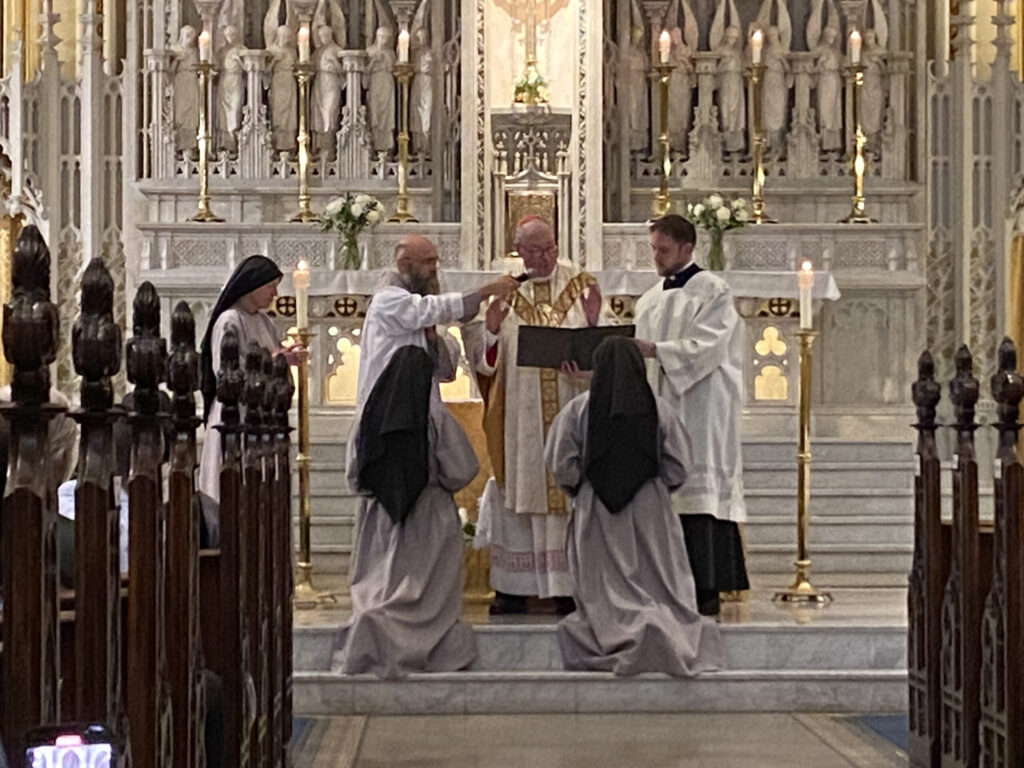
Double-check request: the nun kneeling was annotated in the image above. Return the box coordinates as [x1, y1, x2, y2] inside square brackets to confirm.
[545, 336, 724, 677]
[333, 346, 479, 678]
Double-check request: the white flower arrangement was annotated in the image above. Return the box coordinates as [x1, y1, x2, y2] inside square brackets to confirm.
[318, 193, 385, 269]
[681, 194, 750, 271]
[683, 194, 750, 232]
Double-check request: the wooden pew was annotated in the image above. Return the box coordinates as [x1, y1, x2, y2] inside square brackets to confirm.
[908, 351, 946, 768]
[0, 226, 63, 768]
[978, 339, 1024, 768]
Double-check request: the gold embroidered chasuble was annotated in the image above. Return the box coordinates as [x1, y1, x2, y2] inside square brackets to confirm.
[478, 265, 596, 516]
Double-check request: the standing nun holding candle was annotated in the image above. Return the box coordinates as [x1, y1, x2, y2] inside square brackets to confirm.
[197, 255, 307, 546]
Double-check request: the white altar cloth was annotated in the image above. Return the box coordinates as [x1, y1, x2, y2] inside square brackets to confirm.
[280, 269, 842, 301]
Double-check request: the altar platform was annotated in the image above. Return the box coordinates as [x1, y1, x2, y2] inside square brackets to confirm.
[290, 587, 908, 717]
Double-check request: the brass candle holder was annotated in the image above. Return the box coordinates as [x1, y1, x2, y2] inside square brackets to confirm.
[774, 329, 832, 605]
[748, 62, 775, 224]
[290, 61, 316, 223]
[188, 60, 224, 222]
[388, 61, 418, 223]
[288, 327, 336, 608]
[651, 63, 675, 217]
[839, 63, 875, 223]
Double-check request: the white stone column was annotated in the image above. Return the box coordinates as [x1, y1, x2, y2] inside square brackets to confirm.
[991, 0, 1015, 335]
[573, 0, 603, 270]
[460, 0, 486, 268]
[949, 10, 973, 346]
[239, 49, 271, 179]
[37, 2, 64, 255]
[337, 51, 371, 180]
[144, 50, 174, 178]
[79, 0, 106, 267]
[6, 34, 26, 208]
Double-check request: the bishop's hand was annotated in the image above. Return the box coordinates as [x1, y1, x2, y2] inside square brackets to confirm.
[581, 283, 603, 326]
[485, 298, 511, 334]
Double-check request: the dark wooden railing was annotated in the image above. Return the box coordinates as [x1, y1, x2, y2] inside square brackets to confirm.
[909, 341, 1023, 768]
[0, 226, 295, 768]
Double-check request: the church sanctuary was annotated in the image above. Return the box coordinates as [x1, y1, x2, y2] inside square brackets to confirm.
[2, 0, 1024, 764]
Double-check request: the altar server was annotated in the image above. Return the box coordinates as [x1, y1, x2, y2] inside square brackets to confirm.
[634, 214, 749, 617]
[546, 337, 723, 676]
[197, 255, 304, 546]
[334, 345, 479, 678]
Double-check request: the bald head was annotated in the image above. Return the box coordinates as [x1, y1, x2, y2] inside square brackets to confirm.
[395, 234, 441, 296]
[514, 217, 557, 276]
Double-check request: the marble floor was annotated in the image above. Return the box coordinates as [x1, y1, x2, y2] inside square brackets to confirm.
[292, 712, 908, 768]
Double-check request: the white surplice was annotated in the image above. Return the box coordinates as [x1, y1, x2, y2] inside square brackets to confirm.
[634, 268, 746, 523]
[197, 305, 281, 545]
[465, 264, 592, 597]
[355, 276, 467, 412]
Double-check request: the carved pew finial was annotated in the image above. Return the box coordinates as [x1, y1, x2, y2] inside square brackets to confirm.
[74, 258, 121, 412]
[912, 350, 941, 432]
[4, 224, 59, 405]
[168, 300, 201, 435]
[991, 337, 1024, 449]
[217, 329, 244, 431]
[950, 344, 979, 443]
[126, 281, 167, 418]
[273, 354, 294, 434]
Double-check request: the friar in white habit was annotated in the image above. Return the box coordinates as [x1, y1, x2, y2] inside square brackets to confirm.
[355, 233, 518, 409]
[333, 346, 480, 678]
[546, 337, 724, 676]
[464, 215, 603, 616]
[634, 214, 750, 617]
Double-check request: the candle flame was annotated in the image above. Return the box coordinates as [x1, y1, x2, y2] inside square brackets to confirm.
[801, 260, 813, 272]
[298, 259, 308, 271]
[659, 29, 670, 44]
[751, 29, 763, 44]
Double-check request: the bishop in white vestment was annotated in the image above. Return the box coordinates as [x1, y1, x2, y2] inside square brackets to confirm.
[465, 216, 602, 612]
[634, 215, 749, 616]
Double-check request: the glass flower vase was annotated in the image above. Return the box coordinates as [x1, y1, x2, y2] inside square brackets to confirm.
[707, 228, 725, 271]
[340, 232, 362, 270]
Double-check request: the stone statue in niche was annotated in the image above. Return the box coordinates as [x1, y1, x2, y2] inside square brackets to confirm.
[668, 26, 695, 153]
[714, 26, 746, 154]
[311, 25, 345, 157]
[365, 26, 397, 154]
[215, 25, 245, 156]
[263, 0, 295, 48]
[621, 26, 649, 153]
[268, 25, 298, 153]
[812, 26, 843, 153]
[313, 0, 347, 48]
[169, 25, 200, 157]
[859, 29, 886, 145]
[409, 27, 433, 156]
[761, 26, 791, 153]
[216, 0, 244, 49]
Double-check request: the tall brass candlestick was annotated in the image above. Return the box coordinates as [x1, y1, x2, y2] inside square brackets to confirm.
[290, 62, 316, 223]
[749, 62, 775, 224]
[651, 63, 674, 217]
[389, 62, 418, 223]
[774, 329, 831, 605]
[188, 61, 224, 222]
[289, 328, 335, 608]
[839, 63, 875, 223]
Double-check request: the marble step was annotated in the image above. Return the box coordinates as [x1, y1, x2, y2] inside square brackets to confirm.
[743, 515, 913, 546]
[294, 516, 354, 547]
[745, 542, 912, 576]
[748, 571, 910, 588]
[293, 668, 906, 715]
[741, 462, 913, 490]
[744, 488, 913, 517]
[292, 622, 906, 675]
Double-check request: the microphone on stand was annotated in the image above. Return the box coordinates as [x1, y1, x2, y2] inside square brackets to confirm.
[513, 268, 535, 283]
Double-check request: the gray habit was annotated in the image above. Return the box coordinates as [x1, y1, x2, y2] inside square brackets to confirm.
[545, 393, 724, 677]
[333, 395, 480, 678]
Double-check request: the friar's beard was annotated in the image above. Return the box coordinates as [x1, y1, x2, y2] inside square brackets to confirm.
[404, 271, 441, 296]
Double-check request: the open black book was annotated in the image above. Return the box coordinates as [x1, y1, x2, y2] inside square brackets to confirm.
[516, 325, 637, 371]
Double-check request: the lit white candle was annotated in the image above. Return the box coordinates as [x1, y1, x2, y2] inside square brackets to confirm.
[751, 29, 763, 65]
[798, 260, 814, 330]
[298, 24, 310, 64]
[658, 29, 671, 64]
[398, 28, 410, 63]
[293, 259, 310, 329]
[849, 29, 862, 64]
[198, 29, 211, 63]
